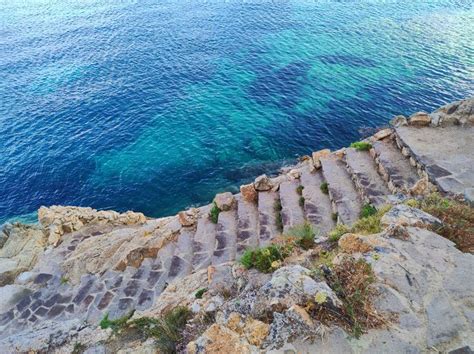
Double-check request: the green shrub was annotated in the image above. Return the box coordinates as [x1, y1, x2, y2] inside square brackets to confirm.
[240, 244, 291, 273]
[296, 185, 304, 195]
[100, 311, 134, 332]
[350, 141, 372, 151]
[286, 222, 316, 250]
[72, 342, 86, 354]
[209, 202, 220, 224]
[320, 182, 329, 194]
[352, 205, 392, 235]
[331, 212, 338, 222]
[328, 224, 349, 242]
[299, 196, 305, 208]
[274, 199, 283, 232]
[195, 288, 207, 299]
[360, 203, 377, 218]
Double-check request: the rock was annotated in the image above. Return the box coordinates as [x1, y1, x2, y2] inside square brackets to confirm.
[312, 149, 331, 169]
[240, 184, 258, 204]
[408, 112, 431, 127]
[178, 208, 199, 227]
[464, 188, 474, 207]
[382, 223, 410, 240]
[372, 128, 393, 141]
[287, 304, 314, 327]
[287, 169, 301, 180]
[430, 97, 474, 126]
[390, 115, 408, 127]
[0, 284, 30, 314]
[380, 205, 442, 228]
[243, 317, 270, 347]
[254, 175, 273, 192]
[214, 192, 236, 211]
[38, 206, 146, 246]
[338, 233, 383, 254]
[409, 176, 435, 196]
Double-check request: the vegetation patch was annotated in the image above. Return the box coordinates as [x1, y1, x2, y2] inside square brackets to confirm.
[331, 212, 338, 222]
[351, 205, 392, 235]
[194, 288, 207, 299]
[296, 185, 304, 195]
[328, 224, 349, 243]
[100, 307, 192, 354]
[309, 257, 384, 338]
[320, 182, 329, 195]
[285, 222, 316, 250]
[240, 244, 292, 273]
[408, 193, 474, 253]
[209, 202, 221, 224]
[350, 141, 372, 151]
[299, 196, 305, 208]
[360, 203, 377, 218]
[274, 199, 283, 232]
[72, 342, 86, 354]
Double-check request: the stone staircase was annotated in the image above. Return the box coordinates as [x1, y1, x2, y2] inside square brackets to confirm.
[1, 105, 473, 347]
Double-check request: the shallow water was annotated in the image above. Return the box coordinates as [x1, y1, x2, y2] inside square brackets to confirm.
[1, 0, 473, 223]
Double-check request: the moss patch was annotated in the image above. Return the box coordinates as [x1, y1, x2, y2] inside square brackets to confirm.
[209, 202, 220, 224]
[285, 222, 316, 250]
[240, 244, 292, 273]
[350, 141, 372, 151]
[320, 182, 329, 194]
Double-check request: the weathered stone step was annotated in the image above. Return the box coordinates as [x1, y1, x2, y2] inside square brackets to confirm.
[345, 147, 391, 207]
[279, 179, 306, 233]
[192, 206, 216, 271]
[299, 165, 335, 236]
[321, 155, 362, 225]
[167, 228, 194, 282]
[236, 194, 259, 256]
[257, 190, 280, 245]
[372, 137, 419, 193]
[212, 209, 237, 265]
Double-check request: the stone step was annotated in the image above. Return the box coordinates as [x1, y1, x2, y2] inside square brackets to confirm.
[167, 228, 194, 283]
[299, 165, 335, 236]
[212, 209, 237, 265]
[257, 190, 280, 246]
[372, 137, 419, 193]
[321, 155, 362, 225]
[192, 206, 217, 271]
[236, 194, 259, 256]
[279, 179, 306, 233]
[345, 147, 391, 207]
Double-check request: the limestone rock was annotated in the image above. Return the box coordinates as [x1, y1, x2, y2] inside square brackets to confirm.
[214, 192, 236, 211]
[382, 223, 410, 240]
[254, 175, 273, 192]
[372, 128, 393, 141]
[409, 176, 436, 196]
[408, 112, 431, 127]
[430, 97, 474, 126]
[312, 149, 331, 169]
[178, 208, 199, 227]
[38, 206, 146, 246]
[390, 115, 408, 127]
[244, 317, 270, 347]
[288, 169, 301, 180]
[380, 204, 442, 228]
[240, 184, 257, 203]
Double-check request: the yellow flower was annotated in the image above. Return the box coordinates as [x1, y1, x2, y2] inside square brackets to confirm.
[314, 291, 328, 305]
[271, 260, 281, 269]
[262, 249, 271, 257]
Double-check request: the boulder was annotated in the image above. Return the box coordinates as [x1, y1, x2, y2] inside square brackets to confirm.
[287, 169, 301, 180]
[254, 175, 273, 192]
[312, 149, 331, 169]
[178, 208, 199, 227]
[430, 97, 474, 126]
[380, 204, 442, 228]
[372, 128, 393, 141]
[240, 184, 257, 204]
[213, 192, 236, 211]
[390, 115, 408, 127]
[408, 112, 431, 127]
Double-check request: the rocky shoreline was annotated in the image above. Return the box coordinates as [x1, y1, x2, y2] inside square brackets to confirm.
[0, 97, 473, 353]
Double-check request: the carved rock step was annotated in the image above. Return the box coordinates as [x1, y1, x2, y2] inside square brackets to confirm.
[168, 228, 194, 282]
[236, 194, 259, 256]
[257, 190, 280, 246]
[345, 148, 391, 207]
[279, 179, 305, 233]
[372, 137, 419, 193]
[212, 209, 237, 265]
[192, 206, 216, 271]
[299, 165, 335, 236]
[321, 155, 362, 225]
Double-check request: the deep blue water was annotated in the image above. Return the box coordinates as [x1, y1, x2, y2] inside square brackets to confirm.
[1, 0, 473, 223]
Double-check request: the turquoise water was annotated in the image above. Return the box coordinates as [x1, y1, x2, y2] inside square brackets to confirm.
[1, 0, 473, 223]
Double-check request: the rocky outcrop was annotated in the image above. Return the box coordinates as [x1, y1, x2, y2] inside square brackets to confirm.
[38, 205, 146, 246]
[430, 96, 474, 126]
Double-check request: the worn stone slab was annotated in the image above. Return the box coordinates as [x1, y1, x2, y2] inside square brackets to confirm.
[212, 209, 237, 265]
[192, 206, 216, 271]
[236, 194, 259, 255]
[372, 137, 419, 192]
[279, 180, 306, 234]
[395, 126, 474, 195]
[299, 166, 335, 236]
[320, 156, 362, 225]
[257, 191, 280, 245]
[345, 148, 390, 206]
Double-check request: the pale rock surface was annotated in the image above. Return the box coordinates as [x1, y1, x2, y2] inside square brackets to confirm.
[430, 96, 474, 126]
[380, 204, 442, 228]
[240, 183, 258, 203]
[408, 112, 431, 126]
[213, 192, 236, 211]
[253, 174, 274, 191]
[312, 149, 331, 169]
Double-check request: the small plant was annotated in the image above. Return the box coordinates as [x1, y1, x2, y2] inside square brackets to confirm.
[274, 199, 283, 232]
[328, 224, 349, 242]
[240, 244, 291, 273]
[351, 205, 392, 235]
[360, 203, 377, 218]
[195, 288, 207, 299]
[320, 182, 329, 194]
[350, 141, 372, 151]
[313, 249, 338, 268]
[331, 212, 338, 222]
[296, 185, 304, 195]
[72, 342, 86, 354]
[209, 202, 220, 224]
[299, 196, 305, 207]
[60, 276, 69, 285]
[285, 222, 316, 250]
[99, 311, 135, 332]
